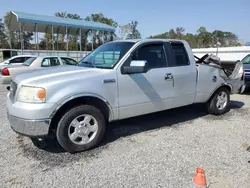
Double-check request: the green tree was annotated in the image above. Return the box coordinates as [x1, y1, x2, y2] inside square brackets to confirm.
[117, 24, 131, 40]
[126, 21, 141, 39]
[197, 26, 213, 48]
[148, 26, 241, 48]
[85, 13, 118, 48]
[184, 33, 198, 48]
[0, 18, 9, 48]
[175, 27, 185, 39]
[148, 32, 169, 39]
[3, 12, 34, 49]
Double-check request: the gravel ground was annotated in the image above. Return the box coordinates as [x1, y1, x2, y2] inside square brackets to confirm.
[0, 84, 250, 188]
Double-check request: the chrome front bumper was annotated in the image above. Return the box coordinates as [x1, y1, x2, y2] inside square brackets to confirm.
[7, 112, 50, 137]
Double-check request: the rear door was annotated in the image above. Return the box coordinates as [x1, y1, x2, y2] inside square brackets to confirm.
[166, 41, 197, 108]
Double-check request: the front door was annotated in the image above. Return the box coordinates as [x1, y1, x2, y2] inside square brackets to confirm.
[117, 42, 175, 119]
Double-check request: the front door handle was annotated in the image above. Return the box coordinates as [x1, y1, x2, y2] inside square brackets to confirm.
[165, 73, 173, 80]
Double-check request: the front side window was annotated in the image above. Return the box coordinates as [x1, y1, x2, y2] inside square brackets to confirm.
[78, 42, 135, 69]
[131, 44, 167, 69]
[171, 43, 190, 66]
[61, 58, 78, 65]
[242, 55, 250, 64]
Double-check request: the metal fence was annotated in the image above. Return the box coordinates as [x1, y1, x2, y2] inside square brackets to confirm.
[15, 49, 92, 61]
[1, 46, 250, 61]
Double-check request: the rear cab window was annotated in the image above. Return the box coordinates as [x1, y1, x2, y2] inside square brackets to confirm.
[170, 42, 190, 66]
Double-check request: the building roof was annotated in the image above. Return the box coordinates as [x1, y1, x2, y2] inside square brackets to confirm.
[5, 11, 116, 35]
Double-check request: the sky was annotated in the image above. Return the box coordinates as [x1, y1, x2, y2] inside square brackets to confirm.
[0, 0, 249, 43]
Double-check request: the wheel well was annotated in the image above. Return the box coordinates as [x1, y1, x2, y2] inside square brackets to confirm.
[208, 85, 231, 102]
[49, 96, 111, 132]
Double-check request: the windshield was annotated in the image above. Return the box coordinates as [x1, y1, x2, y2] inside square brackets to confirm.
[241, 55, 250, 64]
[22, 57, 37, 66]
[78, 42, 135, 69]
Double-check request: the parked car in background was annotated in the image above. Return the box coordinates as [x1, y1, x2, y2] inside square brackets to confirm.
[6, 39, 245, 153]
[0, 55, 35, 66]
[1, 56, 78, 84]
[241, 54, 250, 87]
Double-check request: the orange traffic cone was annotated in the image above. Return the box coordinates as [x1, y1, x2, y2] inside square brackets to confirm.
[193, 168, 207, 187]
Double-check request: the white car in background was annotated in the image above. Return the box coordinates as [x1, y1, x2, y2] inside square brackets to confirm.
[1, 56, 78, 84]
[0, 55, 35, 66]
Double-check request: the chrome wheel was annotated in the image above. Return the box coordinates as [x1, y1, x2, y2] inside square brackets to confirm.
[216, 91, 228, 110]
[68, 114, 98, 145]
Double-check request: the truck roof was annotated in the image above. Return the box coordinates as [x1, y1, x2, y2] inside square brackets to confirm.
[111, 38, 186, 44]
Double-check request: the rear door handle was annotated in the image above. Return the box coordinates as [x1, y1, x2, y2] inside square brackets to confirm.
[165, 73, 173, 80]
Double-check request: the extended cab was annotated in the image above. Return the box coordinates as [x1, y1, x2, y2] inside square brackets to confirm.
[6, 39, 246, 153]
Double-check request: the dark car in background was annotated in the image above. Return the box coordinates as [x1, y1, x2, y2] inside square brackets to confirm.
[242, 54, 250, 87]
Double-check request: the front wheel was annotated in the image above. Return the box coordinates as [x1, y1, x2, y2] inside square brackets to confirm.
[56, 105, 106, 153]
[206, 87, 230, 115]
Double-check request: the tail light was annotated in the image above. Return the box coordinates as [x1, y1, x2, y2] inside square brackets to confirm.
[1, 68, 10, 76]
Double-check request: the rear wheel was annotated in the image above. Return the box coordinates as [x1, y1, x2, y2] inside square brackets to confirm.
[207, 87, 230, 115]
[56, 105, 106, 153]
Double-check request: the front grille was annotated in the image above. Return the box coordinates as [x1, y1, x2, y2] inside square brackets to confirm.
[9, 81, 17, 102]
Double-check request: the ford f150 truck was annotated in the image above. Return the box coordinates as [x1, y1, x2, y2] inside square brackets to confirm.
[6, 39, 246, 153]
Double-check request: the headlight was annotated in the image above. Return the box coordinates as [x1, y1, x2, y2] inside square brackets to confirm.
[17, 86, 46, 103]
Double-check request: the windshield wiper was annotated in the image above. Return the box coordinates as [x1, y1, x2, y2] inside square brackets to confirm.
[82, 61, 96, 68]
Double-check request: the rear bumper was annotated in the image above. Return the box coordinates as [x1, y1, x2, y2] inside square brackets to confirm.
[7, 112, 50, 137]
[1, 75, 11, 84]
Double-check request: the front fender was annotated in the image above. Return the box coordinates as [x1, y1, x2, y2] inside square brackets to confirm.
[49, 92, 114, 121]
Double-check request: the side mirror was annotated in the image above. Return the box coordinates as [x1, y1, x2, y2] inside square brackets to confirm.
[123, 60, 148, 74]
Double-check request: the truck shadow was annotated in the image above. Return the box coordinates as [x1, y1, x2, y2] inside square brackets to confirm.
[102, 100, 244, 146]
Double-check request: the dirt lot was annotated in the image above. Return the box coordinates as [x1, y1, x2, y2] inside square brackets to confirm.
[0, 84, 250, 188]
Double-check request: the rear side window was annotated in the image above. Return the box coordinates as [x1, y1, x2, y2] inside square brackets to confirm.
[41, 57, 61, 67]
[9, 57, 24, 64]
[23, 57, 37, 66]
[170, 43, 190, 66]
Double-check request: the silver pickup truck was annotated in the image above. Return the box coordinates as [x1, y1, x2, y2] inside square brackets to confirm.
[6, 39, 246, 153]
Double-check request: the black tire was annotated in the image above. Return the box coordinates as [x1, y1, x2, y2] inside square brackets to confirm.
[56, 105, 106, 153]
[206, 87, 230, 115]
[30, 138, 49, 149]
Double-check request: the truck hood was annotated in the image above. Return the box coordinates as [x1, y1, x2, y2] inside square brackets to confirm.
[12, 65, 98, 85]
